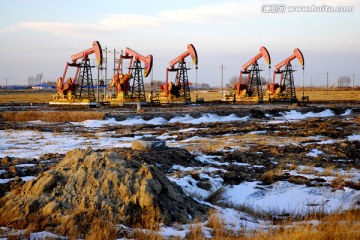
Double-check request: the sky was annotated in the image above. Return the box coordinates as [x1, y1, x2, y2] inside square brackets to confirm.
[0, 0, 359, 87]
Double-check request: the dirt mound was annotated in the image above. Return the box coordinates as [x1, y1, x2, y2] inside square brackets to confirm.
[114, 147, 203, 173]
[0, 147, 207, 235]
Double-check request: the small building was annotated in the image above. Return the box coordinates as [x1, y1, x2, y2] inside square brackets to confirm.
[32, 84, 54, 90]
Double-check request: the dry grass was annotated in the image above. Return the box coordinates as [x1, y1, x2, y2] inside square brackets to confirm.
[261, 168, 284, 185]
[130, 230, 164, 240]
[1, 88, 360, 104]
[0, 111, 105, 122]
[186, 224, 205, 240]
[206, 210, 237, 239]
[205, 187, 225, 205]
[6, 207, 358, 239]
[331, 175, 346, 190]
[297, 163, 317, 175]
[85, 217, 118, 240]
[250, 209, 360, 240]
[286, 164, 297, 171]
[139, 207, 162, 231]
[203, 209, 360, 240]
[0, 90, 55, 104]
[191, 89, 360, 102]
[322, 165, 336, 176]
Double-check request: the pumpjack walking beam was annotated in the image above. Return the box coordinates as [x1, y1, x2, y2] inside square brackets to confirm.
[270, 48, 304, 101]
[160, 44, 198, 103]
[236, 46, 271, 99]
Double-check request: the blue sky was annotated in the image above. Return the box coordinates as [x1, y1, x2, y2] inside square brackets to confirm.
[0, 0, 359, 87]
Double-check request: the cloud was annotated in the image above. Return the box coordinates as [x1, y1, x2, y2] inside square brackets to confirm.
[1, 0, 357, 36]
[98, 14, 162, 29]
[24, 22, 104, 35]
[0, 1, 262, 36]
[159, 1, 260, 24]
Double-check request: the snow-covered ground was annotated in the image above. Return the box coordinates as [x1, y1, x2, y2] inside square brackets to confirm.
[1, 108, 359, 238]
[1, 108, 356, 159]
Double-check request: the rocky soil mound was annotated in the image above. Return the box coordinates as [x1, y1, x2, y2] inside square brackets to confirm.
[0, 147, 207, 235]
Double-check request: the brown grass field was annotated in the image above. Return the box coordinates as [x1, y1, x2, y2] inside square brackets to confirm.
[0, 88, 360, 104]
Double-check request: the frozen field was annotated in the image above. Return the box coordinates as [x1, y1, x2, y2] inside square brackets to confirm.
[1, 107, 359, 238]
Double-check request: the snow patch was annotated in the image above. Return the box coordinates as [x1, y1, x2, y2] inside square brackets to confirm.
[347, 134, 360, 141]
[222, 181, 359, 214]
[72, 113, 249, 128]
[279, 109, 335, 120]
[30, 231, 67, 240]
[195, 155, 229, 166]
[15, 164, 36, 168]
[0, 176, 36, 184]
[306, 149, 323, 157]
[341, 109, 352, 116]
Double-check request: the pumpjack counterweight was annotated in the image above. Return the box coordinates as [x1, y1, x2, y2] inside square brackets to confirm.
[234, 46, 271, 102]
[157, 44, 198, 104]
[108, 47, 152, 106]
[50, 41, 102, 106]
[266, 48, 304, 102]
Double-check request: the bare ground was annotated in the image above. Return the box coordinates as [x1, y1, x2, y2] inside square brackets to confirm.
[0, 102, 359, 237]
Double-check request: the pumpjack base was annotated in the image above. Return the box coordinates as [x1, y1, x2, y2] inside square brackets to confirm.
[106, 93, 127, 106]
[49, 93, 98, 106]
[263, 92, 298, 102]
[106, 93, 147, 106]
[235, 96, 263, 103]
[49, 100, 98, 106]
[221, 92, 234, 102]
[159, 98, 189, 105]
[156, 93, 190, 104]
[267, 97, 298, 103]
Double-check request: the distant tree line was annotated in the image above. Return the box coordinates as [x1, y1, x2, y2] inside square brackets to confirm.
[27, 73, 44, 85]
[337, 76, 351, 87]
[27, 73, 57, 86]
[143, 80, 211, 90]
[225, 76, 268, 89]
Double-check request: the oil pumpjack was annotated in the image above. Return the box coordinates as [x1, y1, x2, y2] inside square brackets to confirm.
[108, 48, 153, 106]
[266, 48, 304, 102]
[235, 46, 271, 102]
[156, 44, 198, 104]
[50, 41, 102, 106]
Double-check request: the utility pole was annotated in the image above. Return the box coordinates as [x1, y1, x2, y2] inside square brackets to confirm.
[97, 62, 100, 103]
[103, 47, 108, 102]
[219, 64, 225, 100]
[195, 65, 198, 100]
[326, 72, 329, 91]
[302, 70, 305, 100]
[353, 74, 355, 90]
[112, 48, 119, 95]
[113, 48, 117, 76]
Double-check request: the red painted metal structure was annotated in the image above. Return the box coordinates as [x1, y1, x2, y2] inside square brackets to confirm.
[111, 47, 153, 102]
[61, 41, 102, 85]
[236, 46, 271, 98]
[116, 47, 153, 77]
[160, 44, 198, 102]
[56, 41, 102, 100]
[273, 48, 304, 83]
[268, 48, 304, 101]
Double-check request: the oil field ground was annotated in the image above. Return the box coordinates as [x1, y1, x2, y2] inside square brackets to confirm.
[0, 89, 359, 239]
[1, 88, 360, 104]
